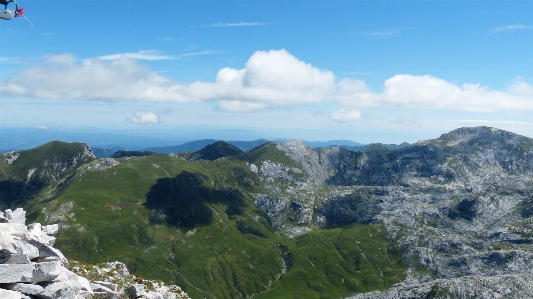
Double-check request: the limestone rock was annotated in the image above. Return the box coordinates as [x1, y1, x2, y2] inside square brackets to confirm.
[0, 208, 189, 298]
[0, 261, 61, 283]
[126, 283, 145, 298]
[5, 282, 45, 295]
[0, 289, 23, 299]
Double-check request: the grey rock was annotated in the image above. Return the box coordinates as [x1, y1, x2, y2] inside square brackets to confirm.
[38, 280, 82, 299]
[126, 283, 145, 298]
[5, 282, 44, 295]
[90, 283, 119, 299]
[93, 281, 118, 292]
[42, 225, 59, 236]
[0, 289, 23, 299]
[0, 261, 61, 284]
[0, 248, 12, 264]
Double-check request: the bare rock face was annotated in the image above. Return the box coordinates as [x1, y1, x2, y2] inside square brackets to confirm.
[0, 208, 189, 299]
[348, 274, 533, 299]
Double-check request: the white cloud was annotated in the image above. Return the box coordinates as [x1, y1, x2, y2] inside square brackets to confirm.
[100, 50, 176, 61]
[492, 24, 533, 33]
[98, 50, 216, 61]
[2, 49, 533, 119]
[333, 75, 533, 122]
[32, 125, 48, 129]
[127, 111, 159, 125]
[0, 49, 334, 110]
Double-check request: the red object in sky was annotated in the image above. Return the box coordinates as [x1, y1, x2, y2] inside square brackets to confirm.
[15, 7, 25, 17]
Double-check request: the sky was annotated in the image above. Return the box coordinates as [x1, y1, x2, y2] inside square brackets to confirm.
[1, 0, 533, 145]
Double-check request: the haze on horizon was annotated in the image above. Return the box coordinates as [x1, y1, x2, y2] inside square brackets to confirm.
[1, 0, 533, 145]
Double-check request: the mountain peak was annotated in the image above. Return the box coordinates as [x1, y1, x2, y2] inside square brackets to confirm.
[191, 141, 243, 161]
[420, 126, 526, 147]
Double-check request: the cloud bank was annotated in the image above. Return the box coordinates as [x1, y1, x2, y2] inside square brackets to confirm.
[2, 49, 533, 121]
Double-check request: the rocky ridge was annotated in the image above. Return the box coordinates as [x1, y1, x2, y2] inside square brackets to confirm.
[247, 127, 533, 298]
[0, 208, 188, 299]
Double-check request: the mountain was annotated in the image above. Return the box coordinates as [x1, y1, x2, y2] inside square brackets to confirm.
[0, 141, 95, 209]
[340, 142, 410, 152]
[303, 139, 364, 148]
[2, 127, 533, 298]
[190, 141, 244, 161]
[109, 150, 155, 158]
[144, 139, 218, 154]
[145, 139, 271, 154]
[91, 147, 123, 158]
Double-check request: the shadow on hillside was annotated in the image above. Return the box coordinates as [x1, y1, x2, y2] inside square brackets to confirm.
[0, 179, 46, 210]
[144, 171, 245, 230]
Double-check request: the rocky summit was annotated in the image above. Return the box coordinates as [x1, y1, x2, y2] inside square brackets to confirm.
[0, 208, 189, 299]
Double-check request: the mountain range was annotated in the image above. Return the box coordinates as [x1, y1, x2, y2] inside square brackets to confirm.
[1, 126, 533, 298]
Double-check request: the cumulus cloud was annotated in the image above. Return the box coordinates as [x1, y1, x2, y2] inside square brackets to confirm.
[127, 111, 159, 125]
[2, 49, 533, 119]
[334, 75, 533, 121]
[0, 49, 335, 110]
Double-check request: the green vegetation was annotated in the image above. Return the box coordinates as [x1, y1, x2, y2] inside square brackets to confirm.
[241, 142, 302, 171]
[0, 141, 94, 208]
[255, 225, 407, 299]
[1, 141, 408, 299]
[192, 141, 243, 161]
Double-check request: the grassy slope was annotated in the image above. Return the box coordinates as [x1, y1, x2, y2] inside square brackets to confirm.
[0, 141, 93, 208]
[256, 225, 407, 299]
[24, 151, 406, 299]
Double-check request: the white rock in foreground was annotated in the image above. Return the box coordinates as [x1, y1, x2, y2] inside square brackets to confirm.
[0, 208, 189, 299]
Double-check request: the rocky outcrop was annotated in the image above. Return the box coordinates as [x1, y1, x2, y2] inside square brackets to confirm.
[0, 208, 188, 299]
[348, 274, 533, 299]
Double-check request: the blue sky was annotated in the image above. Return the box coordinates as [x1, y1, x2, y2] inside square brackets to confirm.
[1, 0, 533, 145]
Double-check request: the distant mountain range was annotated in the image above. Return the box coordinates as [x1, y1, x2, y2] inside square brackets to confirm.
[91, 139, 409, 158]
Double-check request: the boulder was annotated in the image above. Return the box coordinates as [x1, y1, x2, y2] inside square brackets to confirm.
[5, 282, 45, 295]
[126, 283, 146, 298]
[6, 208, 26, 224]
[0, 261, 61, 283]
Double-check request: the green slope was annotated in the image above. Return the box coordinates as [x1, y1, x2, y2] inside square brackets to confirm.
[0, 141, 94, 208]
[3, 143, 407, 299]
[255, 225, 406, 299]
